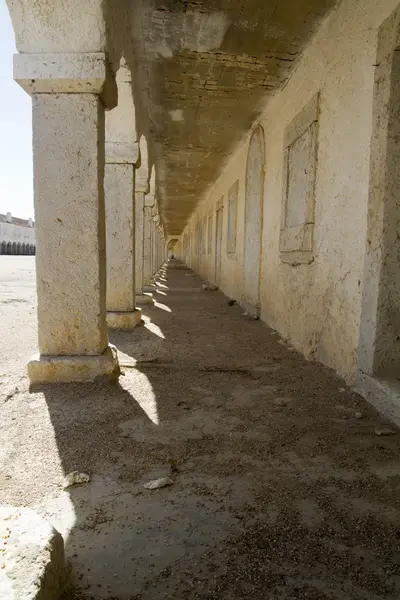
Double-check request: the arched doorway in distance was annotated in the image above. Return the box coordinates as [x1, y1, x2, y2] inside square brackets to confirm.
[242, 124, 265, 318]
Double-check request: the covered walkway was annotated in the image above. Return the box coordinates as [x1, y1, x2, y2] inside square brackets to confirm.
[1, 259, 400, 599]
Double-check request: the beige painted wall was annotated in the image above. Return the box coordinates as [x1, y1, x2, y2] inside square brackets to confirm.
[177, 0, 400, 382]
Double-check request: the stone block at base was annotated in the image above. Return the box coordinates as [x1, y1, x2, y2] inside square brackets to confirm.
[135, 294, 155, 306]
[0, 506, 65, 600]
[28, 344, 120, 384]
[107, 309, 142, 329]
[142, 284, 155, 293]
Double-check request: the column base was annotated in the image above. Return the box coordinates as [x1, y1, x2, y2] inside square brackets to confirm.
[28, 344, 120, 385]
[107, 309, 142, 329]
[135, 294, 155, 306]
[142, 284, 156, 293]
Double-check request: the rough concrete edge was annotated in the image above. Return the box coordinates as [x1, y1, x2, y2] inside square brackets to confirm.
[0, 507, 67, 600]
[354, 370, 400, 428]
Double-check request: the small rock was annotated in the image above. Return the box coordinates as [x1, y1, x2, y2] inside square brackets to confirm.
[143, 477, 174, 490]
[62, 471, 91, 489]
[228, 299, 236, 306]
[355, 411, 363, 419]
[335, 404, 355, 415]
[202, 282, 218, 291]
[274, 398, 290, 407]
[374, 428, 396, 436]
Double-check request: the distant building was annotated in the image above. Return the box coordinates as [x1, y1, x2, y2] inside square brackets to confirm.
[0, 212, 36, 255]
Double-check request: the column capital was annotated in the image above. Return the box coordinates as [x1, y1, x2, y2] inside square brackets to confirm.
[105, 141, 139, 165]
[14, 52, 117, 109]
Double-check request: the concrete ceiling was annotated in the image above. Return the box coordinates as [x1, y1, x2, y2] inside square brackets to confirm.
[132, 0, 337, 235]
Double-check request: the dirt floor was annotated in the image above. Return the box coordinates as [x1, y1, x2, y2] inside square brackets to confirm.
[1, 256, 400, 599]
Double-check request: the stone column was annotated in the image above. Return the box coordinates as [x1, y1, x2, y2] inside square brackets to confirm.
[135, 191, 145, 295]
[154, 228, 158, 274]
[158, 229, 163, 271]
[143, 193, 155, 291]
[104, 60, 141, 329]
[105, 146, 141, 329]
[135, 190, 154, 305]
[153, 212, 160, 276]
[15, 53, 120, 384]
[153, 223, 158, 276]
[151, 226, 155, 277]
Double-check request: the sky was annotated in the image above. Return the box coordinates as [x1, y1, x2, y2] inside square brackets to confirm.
[0, 0, 34, 219]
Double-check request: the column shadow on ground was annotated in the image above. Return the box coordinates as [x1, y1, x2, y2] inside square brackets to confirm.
[32, 260, 400, 599]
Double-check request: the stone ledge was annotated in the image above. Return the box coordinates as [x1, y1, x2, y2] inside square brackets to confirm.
[14, 53, 117, 108]
[107, 309, 142, 330]
[0, 507, 65, 600]
[28, 344, 120, 384]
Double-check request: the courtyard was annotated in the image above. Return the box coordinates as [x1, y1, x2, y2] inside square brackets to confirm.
[1, 256, 400, 599]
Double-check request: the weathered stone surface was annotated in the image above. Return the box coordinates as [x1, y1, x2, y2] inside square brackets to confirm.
[135, 294, 155, 306]
[107, 310, 142, 330]
[143, 207, 155, 287]
[176, 0, 399, 387]
[32, 93, 109, 359]
[6, 0, 105, 54]
[0, 507, 65, 600]
[358, 13, 400, 378]
[14, 53, 117, 108]
[105, 163, 137, 314]
[135, 192, 145, 295]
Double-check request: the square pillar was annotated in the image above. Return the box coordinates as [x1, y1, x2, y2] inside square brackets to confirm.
[152, 224, 157, 276]
[105, 154, 141, 329]
[152, 211, 160, 276]
[135, 191, 154, 305]
[152, 226, 156, 276]
[15, 53, 120, 384]
[158, 233, 162, 271]
[143, 194, 155, 291]
[135, 191, 144, 294]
